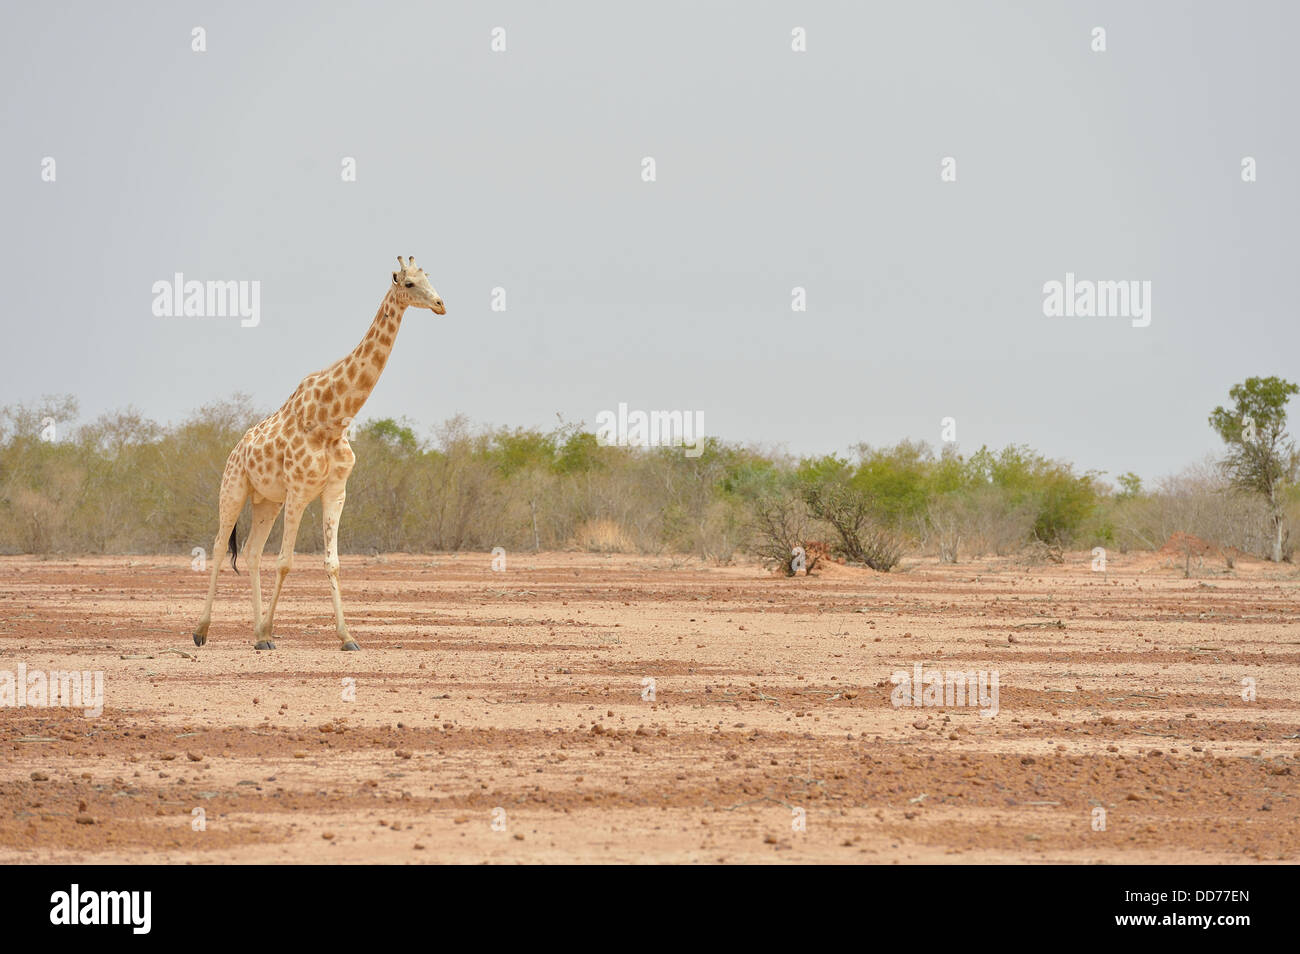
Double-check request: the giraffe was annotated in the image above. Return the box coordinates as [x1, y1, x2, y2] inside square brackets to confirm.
[192, 256, 445, 651]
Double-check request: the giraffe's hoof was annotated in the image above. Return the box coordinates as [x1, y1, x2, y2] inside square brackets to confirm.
[192, 632, 207, 647]
[341, 641, 361, 652]
[254, 640, 277, 651]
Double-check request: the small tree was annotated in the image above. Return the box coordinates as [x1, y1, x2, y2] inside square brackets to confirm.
[1208, 376, 1299, 562]
[1115, 472, 1142, 500]
[796, 457, 904, 571]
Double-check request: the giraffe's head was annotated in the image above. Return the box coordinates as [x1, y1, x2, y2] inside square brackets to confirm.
[391, 256, 446, 315]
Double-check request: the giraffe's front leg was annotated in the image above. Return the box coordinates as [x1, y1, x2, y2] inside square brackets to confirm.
[321, 482, 358, 651]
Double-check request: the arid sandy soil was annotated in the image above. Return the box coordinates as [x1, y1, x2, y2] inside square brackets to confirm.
[1, 549, 1297, 864]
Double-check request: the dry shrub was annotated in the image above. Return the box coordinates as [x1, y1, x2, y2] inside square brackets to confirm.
[1111, 459, 1274, 568]
[572, 519, 634, 552]
[964, 492, 1038, 557]
[11, 487, 64, 553]
[924, 498, 962, 563]
[746, 490, 815, 576]
[919, 490, 1035, 562]
[1017, 538, 1064, 566]
[849, 525, 904, 571]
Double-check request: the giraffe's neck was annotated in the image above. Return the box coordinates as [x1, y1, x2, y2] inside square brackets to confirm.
[335, 287, 406, 421]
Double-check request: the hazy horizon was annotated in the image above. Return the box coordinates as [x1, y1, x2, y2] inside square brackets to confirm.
[4, 1, 1297, 485]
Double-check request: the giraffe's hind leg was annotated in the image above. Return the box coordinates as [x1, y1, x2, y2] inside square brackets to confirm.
[193, 467, 249, 646]
[244, 497, 282, 642]
[255, 491, 308, 650]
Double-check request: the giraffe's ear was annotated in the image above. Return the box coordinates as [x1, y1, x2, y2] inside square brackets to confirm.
[392, 272, 399, 284]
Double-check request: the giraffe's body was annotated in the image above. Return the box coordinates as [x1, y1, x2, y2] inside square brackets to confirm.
[193, 257, 445, 651]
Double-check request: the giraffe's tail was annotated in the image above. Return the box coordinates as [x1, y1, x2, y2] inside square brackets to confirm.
[228, 525, 239, 574]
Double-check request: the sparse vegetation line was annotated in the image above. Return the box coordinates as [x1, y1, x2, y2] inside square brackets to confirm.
[1, 377, 1296, 571]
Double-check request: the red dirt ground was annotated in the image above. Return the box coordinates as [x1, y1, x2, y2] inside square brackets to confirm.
[1, 549, 1297, 863]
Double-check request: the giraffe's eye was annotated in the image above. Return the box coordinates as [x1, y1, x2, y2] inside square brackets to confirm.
[404, 282, 414, 288]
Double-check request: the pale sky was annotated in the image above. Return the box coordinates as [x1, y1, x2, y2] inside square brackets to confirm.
[2, 1, 1296, 484]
